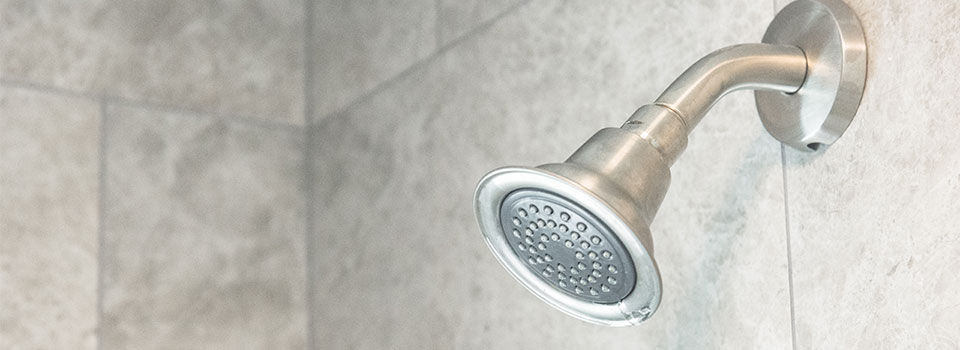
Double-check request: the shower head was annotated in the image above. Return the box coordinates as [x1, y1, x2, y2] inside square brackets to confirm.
[476, 126, 670, 326]
[474, 0, 866, 326]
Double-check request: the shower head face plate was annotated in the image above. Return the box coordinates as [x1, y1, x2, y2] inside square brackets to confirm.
[499, 190, 635, 303]
[475, 166, 662, 326]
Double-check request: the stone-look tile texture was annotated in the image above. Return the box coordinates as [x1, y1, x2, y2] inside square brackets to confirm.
[782, 1, 960, 348]
[311, 0, 436, 120]
[0, 0, 304, 124]
[437, 0, 524, 45]
[0, 87, 100, 349]
[101, 105, 307, 349]
[310, 0, 792, 348]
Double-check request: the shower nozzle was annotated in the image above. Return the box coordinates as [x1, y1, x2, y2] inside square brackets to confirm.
[474, 0, 866, 326]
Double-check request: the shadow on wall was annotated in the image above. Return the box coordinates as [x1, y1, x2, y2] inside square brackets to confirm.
[669, 134, 780, 346]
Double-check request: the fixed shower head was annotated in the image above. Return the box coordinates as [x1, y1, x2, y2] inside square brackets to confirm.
[474, 0, 866, 326]
[476, 127, 670, 326]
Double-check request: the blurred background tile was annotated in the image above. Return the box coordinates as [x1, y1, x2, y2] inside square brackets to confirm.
[0, 0, 305, 124]
[0, 86, 101, 349]
[100, 105, 307, 349]
[783, 0, 960, 348]
[309, 0, 792, 348]
[437, 0, 525, 45]
[311, 0, 436, 121]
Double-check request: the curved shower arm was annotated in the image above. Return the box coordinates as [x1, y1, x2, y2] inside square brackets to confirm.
[655, 43, 807, 129]
[623, 43, 808, 164]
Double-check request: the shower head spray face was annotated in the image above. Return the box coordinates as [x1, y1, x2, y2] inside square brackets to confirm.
[498, 189, 636, 303]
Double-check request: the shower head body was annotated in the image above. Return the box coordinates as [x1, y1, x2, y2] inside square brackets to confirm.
[475, 0, 867, 326]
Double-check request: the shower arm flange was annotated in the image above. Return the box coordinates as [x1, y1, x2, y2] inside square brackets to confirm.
[622, 0, 867, 163]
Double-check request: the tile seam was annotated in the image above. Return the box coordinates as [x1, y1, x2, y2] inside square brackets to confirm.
[772, 1, 798, 348]
[95, 97, 109, 350]
[311, 0, 534, 125]
[0, 79, 302, 132]
[435, 0, 443, 50]
[780, 144, 798, 350]
[302, 0, 319, 349]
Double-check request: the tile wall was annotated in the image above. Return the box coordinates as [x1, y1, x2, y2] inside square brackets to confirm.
[2, 0, 958, 348]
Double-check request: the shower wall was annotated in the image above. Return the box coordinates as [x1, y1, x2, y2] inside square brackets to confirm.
[309, 0, 791, 348]
[1, 0, 958, 349]
[777, 0, 960, 347]
[307, 0, 960, 348]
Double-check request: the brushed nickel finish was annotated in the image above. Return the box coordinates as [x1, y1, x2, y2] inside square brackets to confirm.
[474, 0, 868, 327]
[629, 44, 807, 164]
[756, 0, 868, 150]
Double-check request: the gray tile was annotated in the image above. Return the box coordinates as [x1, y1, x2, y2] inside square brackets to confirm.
[310, 0, 791, 348]
[783, 1, 960, 348]
[437, 0, 523, 45]
[0, 86, 100, 349]
[0, 0, 305, 124]
[311, 0, 436, 120]
[101, 105, 307, 349]
[773, 0, 786, 11]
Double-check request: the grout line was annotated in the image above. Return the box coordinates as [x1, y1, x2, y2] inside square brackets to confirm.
[106, 98, 302, 132]
[773, 1, 797, 348]
[780, 145, 798, 350]
[302, 0, 318, 349]
[95, 97, 110, 350]
[773, 0, 798, 348]
[0, 78, 101, 100]
[434, 0, 443, 49]
[312, 0, 533, 124]
[0, 78, 302, 132]
[301, 126, 318, 350]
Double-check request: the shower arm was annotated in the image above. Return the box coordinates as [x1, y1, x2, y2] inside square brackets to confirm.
[621, 43, 808, 165]
[655, 44, 807, 129]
